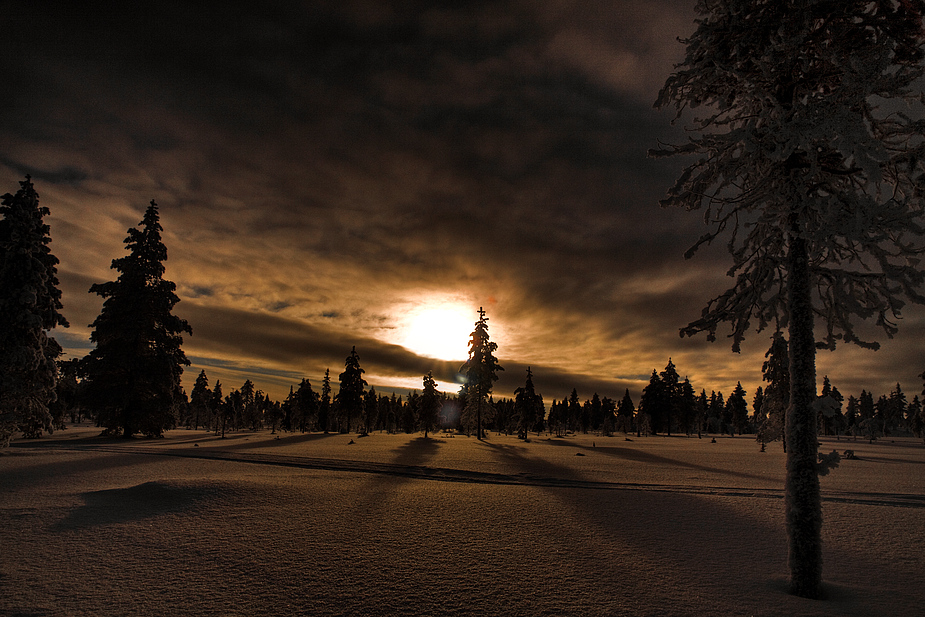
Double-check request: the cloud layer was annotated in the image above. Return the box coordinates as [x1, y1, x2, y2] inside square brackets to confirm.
[2, 1, 922, 404]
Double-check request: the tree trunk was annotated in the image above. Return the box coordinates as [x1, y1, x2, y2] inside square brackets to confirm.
[785, 228, 822, 599]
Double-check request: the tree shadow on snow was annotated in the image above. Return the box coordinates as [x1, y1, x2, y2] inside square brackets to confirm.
[390, 436, 443, 468]
[51, 481, 215, 531]
[542, 437, 778, 483]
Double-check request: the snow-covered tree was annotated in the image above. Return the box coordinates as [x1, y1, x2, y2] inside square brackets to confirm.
[460, 307, 503, 440]
[0, 177, 69, 444]
[83, 201, 191, 439]
[653, 0, 925, 598]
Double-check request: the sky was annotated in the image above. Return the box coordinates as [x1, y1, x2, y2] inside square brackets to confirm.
[2, 1, 923, 405]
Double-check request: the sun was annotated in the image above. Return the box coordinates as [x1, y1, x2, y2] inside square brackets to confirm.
[400, 303, 474, 361]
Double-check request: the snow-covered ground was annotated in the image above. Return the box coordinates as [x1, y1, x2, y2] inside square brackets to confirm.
[2, 427, 923, 616]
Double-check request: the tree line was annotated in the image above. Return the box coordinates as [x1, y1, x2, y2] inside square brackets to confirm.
[3, 176, 925, 446]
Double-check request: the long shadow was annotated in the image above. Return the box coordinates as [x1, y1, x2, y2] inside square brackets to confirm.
[542, 435, 779, 483]
[193, 430, 340, 452]
[51, 481, 215, 531]
[389, 436, 443, 468]
[476, 438, 918, 612]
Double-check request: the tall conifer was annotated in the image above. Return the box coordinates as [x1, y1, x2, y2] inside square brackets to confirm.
[653, 1, 925, 597]
[0, 176, 68, 444]
[83, 201, 191, 438]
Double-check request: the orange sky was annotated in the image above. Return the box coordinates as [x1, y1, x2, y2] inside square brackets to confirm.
[3, 1, 923, 405]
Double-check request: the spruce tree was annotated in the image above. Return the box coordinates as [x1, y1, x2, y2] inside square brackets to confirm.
[363, 386, 379, 435]
[294, 378, 318, 433]
[461, 307, 503, 440]
[616, 389, 635, 434]
[513, 367, 543, 439]
[83, 201, 191, 438]
[419, 371, 441, 438]
[189, 370, 211, 430]
[727, 382, 749, 435]
[0, 176, 69, 444]
[653, 1, 925, 597]
[319, 369, 332, 433]
[336, 347, 366, 434]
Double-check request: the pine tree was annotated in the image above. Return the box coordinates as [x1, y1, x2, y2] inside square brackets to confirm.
[461, 307, 503, 440]
[0, 177, 69, 444]
[83, 201, 191, 438]
[654, 1, 925, 597]
[336, 347, 366, 434]
[420, 372, 441, 438]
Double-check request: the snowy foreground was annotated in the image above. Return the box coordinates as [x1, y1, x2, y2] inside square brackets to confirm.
[2, 427, 923, 617]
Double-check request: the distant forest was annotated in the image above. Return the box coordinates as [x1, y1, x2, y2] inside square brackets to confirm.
[3, 176, 925, 446]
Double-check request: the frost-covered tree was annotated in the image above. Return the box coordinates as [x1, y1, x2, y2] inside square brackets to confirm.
[83, 201, 191, 438]
[0, 177, 69, 444]
[653, 1, 925, 598]
[460, 307, 503, 440]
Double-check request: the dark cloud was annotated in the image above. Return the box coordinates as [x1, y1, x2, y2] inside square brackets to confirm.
[3, 0, 922, 403]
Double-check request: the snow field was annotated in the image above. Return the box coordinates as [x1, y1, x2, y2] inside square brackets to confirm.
[1, 428, 922, 616]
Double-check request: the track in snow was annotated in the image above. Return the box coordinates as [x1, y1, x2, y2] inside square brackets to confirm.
[55, 444, 925, 509]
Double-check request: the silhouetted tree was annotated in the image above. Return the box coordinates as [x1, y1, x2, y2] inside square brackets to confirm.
[639, 370, 670, 434]
[55, 358, 83, 425]
[0, 177, 69, 444]
[758, 334, 790, 450]
[616, 389, 634, 434]
[319, 369, 332, 433]
[677, 378, 697, 435]
[513, 367, 544, 439]
[419, 372, 441, 438]
[336, 347, 367, 434]
[908, 395, 924, 440]
[601, 396, 616, 437]
[653, 1, 925, 597]
[294, 378, 318, 433]
[547, 399, 565, 437]
[83, 201, 191, 438]
[363, 386, 378, 435]
[727, 382, 749, 435]
[189, 370, 211, 430]
[659, 358, 681, 434]
[566, 389, 581, 434]
[211, 380, 224, 436]
[460, 307, 503, 439]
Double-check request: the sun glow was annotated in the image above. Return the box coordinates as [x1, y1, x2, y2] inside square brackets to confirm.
[399, 302, 475, 361]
